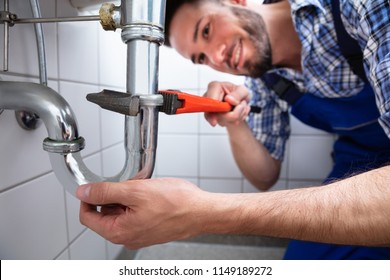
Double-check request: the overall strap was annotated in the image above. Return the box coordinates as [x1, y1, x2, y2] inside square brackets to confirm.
[262, 0, 368, 106]
[261, 72, 303, 105]
[331, 0, 368, 83]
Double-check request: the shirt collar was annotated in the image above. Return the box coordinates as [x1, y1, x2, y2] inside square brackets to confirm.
[289, 0, 326, 13]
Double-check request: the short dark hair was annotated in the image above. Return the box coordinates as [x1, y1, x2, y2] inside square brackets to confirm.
[164, 0, 223, 47]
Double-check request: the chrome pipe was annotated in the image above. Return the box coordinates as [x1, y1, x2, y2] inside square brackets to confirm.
[29, 0, 47, 86]
[3, 0, 9, 71]
[0, 81, 159, 195]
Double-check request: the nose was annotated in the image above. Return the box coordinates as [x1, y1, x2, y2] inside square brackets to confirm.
[206, 42, 226, 67]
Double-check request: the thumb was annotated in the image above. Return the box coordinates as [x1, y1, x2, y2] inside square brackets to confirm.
[76, 182, 128, 205]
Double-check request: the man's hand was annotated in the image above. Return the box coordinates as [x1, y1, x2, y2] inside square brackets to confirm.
[76, 178, 210, 249]
[204, 81, 251, 127]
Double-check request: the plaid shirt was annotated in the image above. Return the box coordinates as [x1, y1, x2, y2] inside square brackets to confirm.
[246, 0, 390, 160]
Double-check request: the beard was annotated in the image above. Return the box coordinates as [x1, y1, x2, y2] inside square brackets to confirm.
[230, 6, 273, 77]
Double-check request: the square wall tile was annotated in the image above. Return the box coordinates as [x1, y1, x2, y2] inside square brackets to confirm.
[198, 66, 245, 89]
[59, 81, 101, 156]
[199, 178, 242, 193]
[156, 135, 198, 177]
[69, 229, 107, 260]
[98, 30, 127, 88]
[3, 0, 57, 78]
[243, 179, 287, 193]
[0, 173, 67, 260]
[0, 110, 51, 190]
[58, 21, 99, 84]
[100, 99, 125, 148]
[159, 46, 199, 90]
[106, 241, 124, 260]
[199, 115, 228, 134]
[288, 135, 334, 180]
[159, 113, 199, 134]
[199, 135, 242, 178]
[102, 143, 126, 177]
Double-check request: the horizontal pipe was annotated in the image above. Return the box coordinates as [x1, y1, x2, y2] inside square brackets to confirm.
[12, 15, 100, 24]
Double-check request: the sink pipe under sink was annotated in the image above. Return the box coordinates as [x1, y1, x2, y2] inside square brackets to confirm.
[0, 0, 166, 196]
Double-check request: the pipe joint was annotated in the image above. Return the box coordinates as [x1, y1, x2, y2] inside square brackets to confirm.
[121, 24, 164, 45]
[43, 137, 85, 154]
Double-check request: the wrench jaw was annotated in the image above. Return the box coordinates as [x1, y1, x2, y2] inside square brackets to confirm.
[157, 90, 183, 115]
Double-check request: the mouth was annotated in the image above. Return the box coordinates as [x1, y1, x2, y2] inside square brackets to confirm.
[227, 39, 242, 71]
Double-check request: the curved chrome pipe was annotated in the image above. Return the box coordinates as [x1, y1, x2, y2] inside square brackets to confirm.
[0, 81, 158, 195]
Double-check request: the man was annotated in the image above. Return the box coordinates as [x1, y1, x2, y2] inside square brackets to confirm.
[76, 0, 390, 258]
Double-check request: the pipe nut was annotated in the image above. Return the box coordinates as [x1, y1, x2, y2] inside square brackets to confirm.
[43, 137, 85, 154]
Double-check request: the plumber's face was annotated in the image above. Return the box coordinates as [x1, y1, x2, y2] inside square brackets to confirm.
[169, 1, 272, 78]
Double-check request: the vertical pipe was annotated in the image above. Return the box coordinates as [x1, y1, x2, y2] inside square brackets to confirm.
[29, 0, 48, 86]
[3, 0, 9, 71]
[119, 0, 165, 180]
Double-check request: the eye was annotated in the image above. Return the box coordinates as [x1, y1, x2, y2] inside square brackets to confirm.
[198, 53, 206, 64]
[202, 23, 210, 39]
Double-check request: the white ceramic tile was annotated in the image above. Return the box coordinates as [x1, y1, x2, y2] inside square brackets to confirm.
[156, 135, 198, 177]
[198, 65, 245, 89]
[159, 113, 199, 134]
[59, 81, 101, 156]
[290, 114, 330, 136]
[100, 110, 125, 148]
[0, 0, 56, 78]
[159, 46, 199, 90]
[65, 153, 102, 242]
[57, 0, 80, 17]
[288, 135, 334, 180]
[243, 179, 287, 193]
[58, 21, 99, 84]
[106, 241, 124, 260]
[0, 173, 67, 260]
[69, 229, 107, 260]
[0, 109, 52, 190]
[98, 30, 127, 88]
[199, 114, 228, 134]
[56, 249, 70, 260]
[199, 178, 242, 193]
[199, 135, 242, 178]
[102, 143, 126, 177]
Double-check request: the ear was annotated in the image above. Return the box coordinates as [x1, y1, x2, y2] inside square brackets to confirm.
[226, 0, 247, 7]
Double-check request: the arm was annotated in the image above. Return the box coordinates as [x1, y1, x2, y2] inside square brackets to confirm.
[77, 165, 390, 249]
[204, 81, 281, 190]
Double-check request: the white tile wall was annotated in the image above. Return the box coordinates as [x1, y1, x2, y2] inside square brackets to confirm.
[0, 0, 333, 259]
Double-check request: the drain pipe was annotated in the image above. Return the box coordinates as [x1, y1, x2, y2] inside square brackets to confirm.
[0, 0, 166, 196]
[0, 80, 157, 195]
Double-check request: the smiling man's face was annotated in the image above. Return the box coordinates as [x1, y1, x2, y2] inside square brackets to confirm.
[169, 1, 272, 77]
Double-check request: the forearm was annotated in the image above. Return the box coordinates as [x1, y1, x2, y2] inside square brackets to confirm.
[226, 121, 281, 190]
[201, 165, 390, 246]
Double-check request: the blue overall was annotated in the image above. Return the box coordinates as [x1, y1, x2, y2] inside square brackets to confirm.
[283, 84, 390, 259]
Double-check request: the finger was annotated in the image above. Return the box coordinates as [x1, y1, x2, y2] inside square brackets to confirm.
[224, 85, 250, 103]
[79, 201, 118, 237]
[100, 204, 127, 215]
[204, 112, 218, 126]
[77, 181, 130, 206]
[205, 81, 227, 100]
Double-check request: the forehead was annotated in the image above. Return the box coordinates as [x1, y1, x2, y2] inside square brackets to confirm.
[168, 2, 221, 58]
